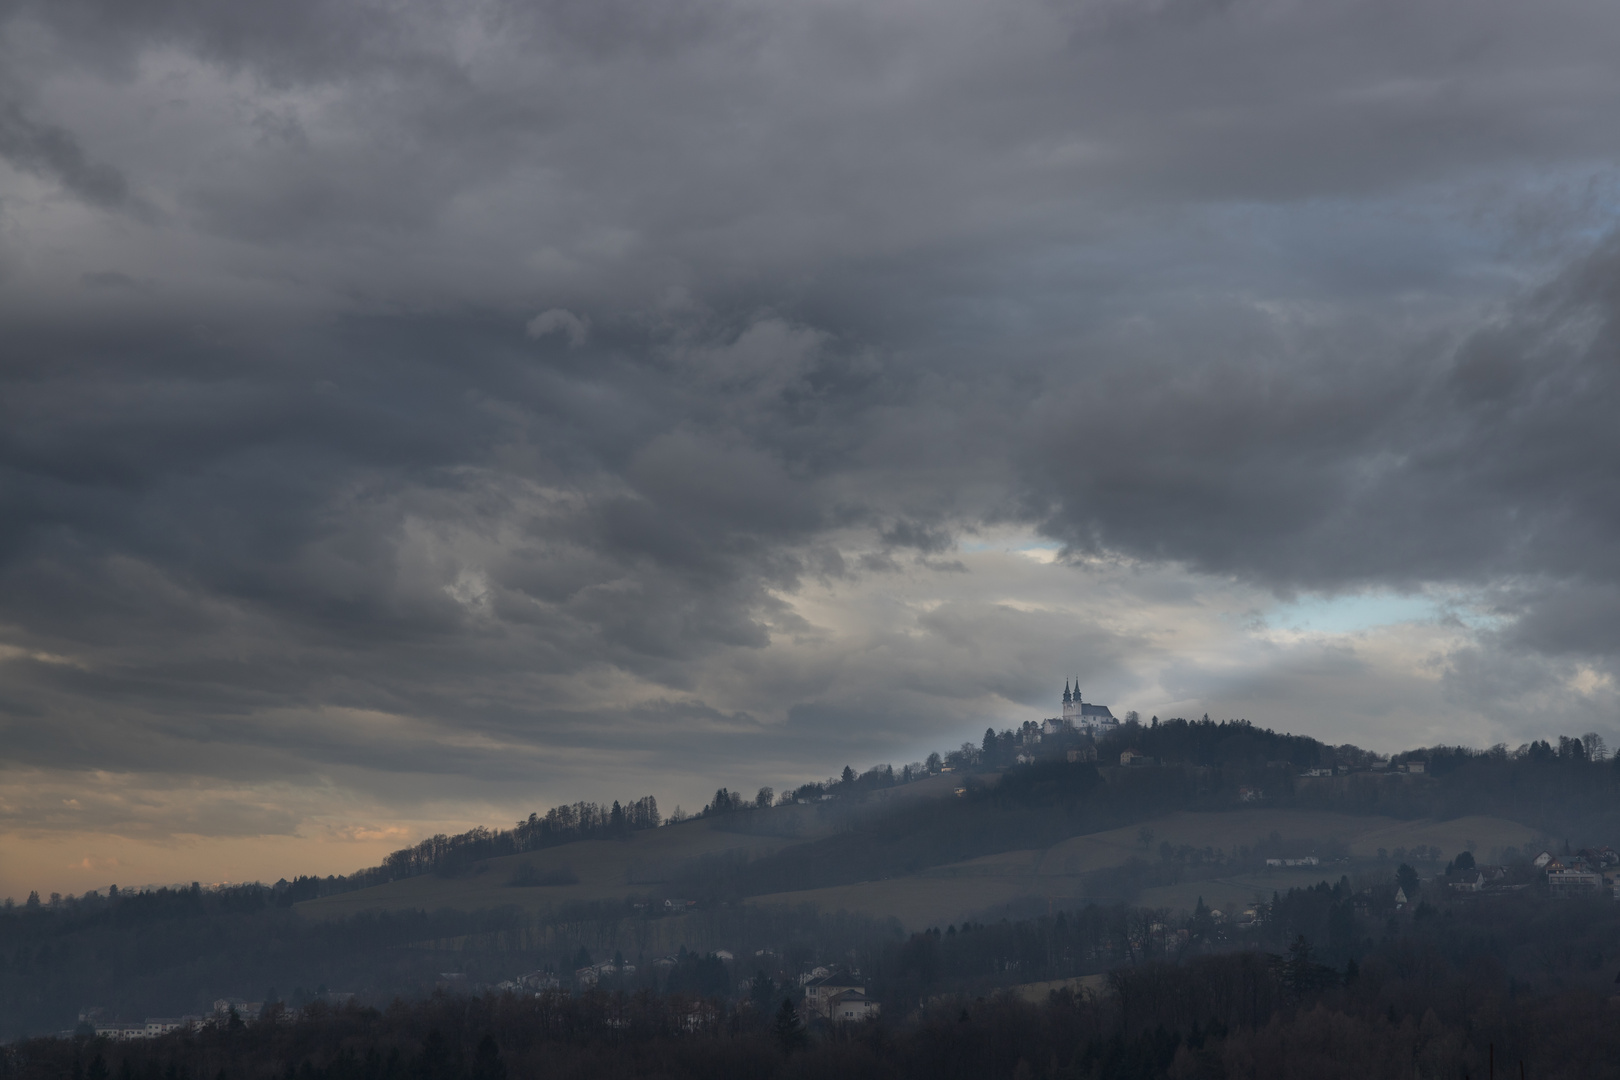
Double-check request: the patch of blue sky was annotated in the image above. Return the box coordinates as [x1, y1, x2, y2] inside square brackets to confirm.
[1268, 592, 1437, 634]
[1260, 590, 1512, 635]
[959, 537, 1061, 557]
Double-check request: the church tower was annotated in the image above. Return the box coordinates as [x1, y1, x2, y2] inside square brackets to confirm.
[1062, 679, 1081, 727]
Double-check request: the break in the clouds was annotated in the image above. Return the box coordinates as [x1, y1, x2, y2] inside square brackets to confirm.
[3, 0, 1620, 895]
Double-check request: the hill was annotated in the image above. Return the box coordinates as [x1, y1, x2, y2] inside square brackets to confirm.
[300, 762, 1548, 930]
[8, 721, 1618, 1041]
[292, 718, 1620, 925]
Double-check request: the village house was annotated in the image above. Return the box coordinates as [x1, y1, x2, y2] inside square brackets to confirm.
[90, 1016, 203, 1040]
[802, 973, 866, 1019]
[682, 1001, 721, 1032]
[1578, 847, 1619, 869]
[825, 989, 881, 1022]
[1447, 864, 1510, 893]
[575, 960, 635, 986]
[211, 999, 263, 1023]
[1548, 869, 1604, 899]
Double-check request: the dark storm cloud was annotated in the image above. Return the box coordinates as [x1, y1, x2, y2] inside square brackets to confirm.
[0, 100, 131, 208]
[1025, 233, 1620, 599]
[2, 0, 1620, 843]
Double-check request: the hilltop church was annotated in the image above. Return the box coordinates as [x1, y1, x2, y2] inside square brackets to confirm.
[1041, 680, 1119, 737]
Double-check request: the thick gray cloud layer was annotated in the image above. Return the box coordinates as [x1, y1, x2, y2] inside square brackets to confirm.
[3, 0, 1620, 882]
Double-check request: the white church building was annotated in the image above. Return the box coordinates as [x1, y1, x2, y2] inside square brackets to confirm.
[1042, 680, 1119, 737]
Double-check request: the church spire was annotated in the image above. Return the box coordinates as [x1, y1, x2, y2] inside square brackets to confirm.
[1063, 680, 1071, 705]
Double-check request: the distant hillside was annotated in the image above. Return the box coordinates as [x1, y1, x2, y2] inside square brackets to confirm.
[7, 718, 1619, 1042]
[296, 775, 966, 919]
[282, 719, 1620, 925]
[281, 718, 1620, 915]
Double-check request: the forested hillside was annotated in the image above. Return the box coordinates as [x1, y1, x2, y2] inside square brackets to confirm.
[8, 719, 1620, 1044]
[271, 718, 1620, 909]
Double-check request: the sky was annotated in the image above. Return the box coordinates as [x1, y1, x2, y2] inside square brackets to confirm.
[3, 0, 1620, 899]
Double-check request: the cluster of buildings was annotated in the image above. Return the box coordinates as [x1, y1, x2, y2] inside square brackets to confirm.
[77, 996, 340, 1040]
[801, 972, 880, 1023]
[629, 897, 699, 914]
[573, 960, 637, 987]
[1041, 682, 1119, 738]
[1421, 847, 1620, 901]
[994, 684, 1119, 765]
[494, 970, 562, 993]
[81, 1012, 209, 1041]
[1300, 761, 1425, 777]
[1534, 847, 1620, 899]
[475, 956, 881, 1024]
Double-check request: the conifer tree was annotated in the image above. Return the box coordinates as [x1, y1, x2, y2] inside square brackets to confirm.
[773, 999, 806, 1050]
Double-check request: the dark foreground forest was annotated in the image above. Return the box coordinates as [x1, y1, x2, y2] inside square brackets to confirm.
[8, 887, 1620, 1080]
[3, 952, 1617, 1080]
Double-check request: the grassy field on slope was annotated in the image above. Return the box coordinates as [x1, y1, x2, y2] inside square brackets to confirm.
[744, 809, 1542, 928]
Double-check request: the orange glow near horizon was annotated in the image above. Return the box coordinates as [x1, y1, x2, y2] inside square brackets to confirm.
[0, 827, 464, 901]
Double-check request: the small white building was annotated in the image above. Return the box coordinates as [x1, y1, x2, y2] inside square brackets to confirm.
[802, 974, 865, 1018]
[827, 989, 881, 1022]
[212, 1000, 262, 1023]
[1548, 870, 1603, 899]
